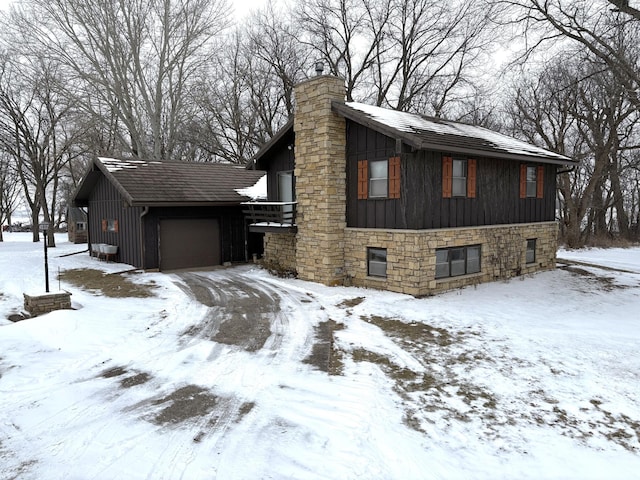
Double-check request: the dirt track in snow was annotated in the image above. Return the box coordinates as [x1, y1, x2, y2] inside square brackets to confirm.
[125, 269, 326, 435]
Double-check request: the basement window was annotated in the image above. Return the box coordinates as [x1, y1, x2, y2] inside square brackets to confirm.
[436, 245, 481, 279]
[367, 247, 387, 278]
[526, 239, 536, 264]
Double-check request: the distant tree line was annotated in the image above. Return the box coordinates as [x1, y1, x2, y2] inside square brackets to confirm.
[0, 0, 638, 247]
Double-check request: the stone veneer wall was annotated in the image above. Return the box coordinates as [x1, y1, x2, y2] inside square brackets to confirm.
[293, 75, 347, 285]
[24, 292, 72, 316]
[344, 221, 557, 296]
[263, 232, 297, 273]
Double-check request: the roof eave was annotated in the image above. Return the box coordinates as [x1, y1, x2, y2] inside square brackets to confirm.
[129, 200, 249, 208]
[416, 141, 577, 166]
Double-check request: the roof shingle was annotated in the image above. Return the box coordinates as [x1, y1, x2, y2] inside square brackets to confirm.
[75, 157, 265, 207]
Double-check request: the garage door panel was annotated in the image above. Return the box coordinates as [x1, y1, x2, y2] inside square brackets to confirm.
[160, 218, 221, 270]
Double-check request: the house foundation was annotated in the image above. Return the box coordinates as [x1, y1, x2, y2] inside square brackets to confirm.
[263, 232, 297, 274]
[344, 221, 557, 296]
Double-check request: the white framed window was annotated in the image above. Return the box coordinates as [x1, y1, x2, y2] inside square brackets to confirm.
[369, 160, 388, 198]
[452, 159, 467, 197]
[526, 166, 537, 198]
[368, 247, 387, 278]
[76, 221, 86, 231]
[526, 239, 536, 264]
[435, 245, 481, 279]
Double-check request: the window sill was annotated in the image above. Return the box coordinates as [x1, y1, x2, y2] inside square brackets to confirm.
[435, 272, 482, 283]
[365, 275, 387, 282]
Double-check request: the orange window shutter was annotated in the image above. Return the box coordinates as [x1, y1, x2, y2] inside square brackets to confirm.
[442, 156, 453, 198]
[389, 156, 401, 199]
[467, 158, 477, 198]
[519, 164, 527, 199]
[357, 160, 368, 199]
[113, 219, 119, 232]
[101, 219, 107, 232]
[536, 165, 544, 198]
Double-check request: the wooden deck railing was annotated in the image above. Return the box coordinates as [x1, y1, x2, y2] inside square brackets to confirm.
[242, 201, 297, 232]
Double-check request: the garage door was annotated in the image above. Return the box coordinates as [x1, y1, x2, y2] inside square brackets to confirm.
[159, 218, 221, 271]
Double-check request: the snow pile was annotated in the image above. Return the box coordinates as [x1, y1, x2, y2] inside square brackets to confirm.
[235, 173, 267, 200]
[1, 233, 639, 479]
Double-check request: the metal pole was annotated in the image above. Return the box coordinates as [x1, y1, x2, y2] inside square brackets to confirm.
[44, 232, 50, 293]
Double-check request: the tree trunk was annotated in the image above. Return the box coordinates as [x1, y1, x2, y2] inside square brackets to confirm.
[31, 209, 40, 242]
[609, 156, 630, 238]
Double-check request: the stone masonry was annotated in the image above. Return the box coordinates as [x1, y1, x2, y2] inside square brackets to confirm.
[344, 222, 557, 296]
[263, 232, 297, 273]
[293, 75, 346, 285]
[24, 291, 72, 316]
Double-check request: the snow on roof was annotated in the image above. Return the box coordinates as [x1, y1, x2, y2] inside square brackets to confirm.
[344, 102, 571, 162]
[99, 157, 163, 172]
[235, 174, 267, 200]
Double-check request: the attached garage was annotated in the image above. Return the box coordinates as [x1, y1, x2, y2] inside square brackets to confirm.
[159, 218, 221, 271]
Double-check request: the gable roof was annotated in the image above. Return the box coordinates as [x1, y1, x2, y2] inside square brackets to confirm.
[333, 102, 575, 165]
[252, 102, 576, 166]
[74, 157, 265, 207]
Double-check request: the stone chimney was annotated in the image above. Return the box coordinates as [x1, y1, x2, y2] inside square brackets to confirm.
[293, 75, 347, 285]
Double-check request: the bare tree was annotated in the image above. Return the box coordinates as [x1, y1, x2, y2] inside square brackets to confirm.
[495, 0, 640, 112]
[189, 30, 265, 163]
[295, 0, 391, 102]
[0, 151, 20, 241]
[381, 0, 495, 115]
[192, 4, 309, 164]
[608, 0, 640, 20]
[294, 0, 496, 117]
[4, 0, 230, 161]
[508, 52, 640, 247]
[246, 1, 310, 120]
[0, 53, 82, 245]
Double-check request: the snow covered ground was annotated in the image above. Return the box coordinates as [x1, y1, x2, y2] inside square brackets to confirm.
[1, 232, 639, 479]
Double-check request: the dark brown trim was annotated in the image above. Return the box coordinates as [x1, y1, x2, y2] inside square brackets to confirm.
[536, 165, 545, 199]
[519, 164, 527, 199]
[467, 158, 477, 198]
[389, 156, 401, 199]
[358, 160, 368, 199]
[442, 156, 453, 198]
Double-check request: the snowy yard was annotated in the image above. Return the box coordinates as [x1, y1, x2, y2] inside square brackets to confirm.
[1, 233, 639, 479]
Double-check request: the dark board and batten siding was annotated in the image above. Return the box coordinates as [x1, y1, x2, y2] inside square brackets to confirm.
[88, 175, 143, 267]
[346, 121, 405, 229]
[345, 121, 557, 230]
[256, 129, 295, 201]
[88, 173, 252, 270]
